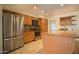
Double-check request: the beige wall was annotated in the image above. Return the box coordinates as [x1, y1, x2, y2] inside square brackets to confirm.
[48, 11, 79, 34]
[51, 5, 79, 17]
[0, 5, 3, 53]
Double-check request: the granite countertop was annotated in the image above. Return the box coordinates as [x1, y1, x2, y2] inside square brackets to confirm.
[41, 31, 79, 38]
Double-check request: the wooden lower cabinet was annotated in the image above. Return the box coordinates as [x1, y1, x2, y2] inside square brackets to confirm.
[41, 34, 75, 54]
[24, 31, 35, 44]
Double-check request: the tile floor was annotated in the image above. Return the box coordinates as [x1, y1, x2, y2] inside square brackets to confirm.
[8, 38, 79, 54]
[9, 39, 43, 54]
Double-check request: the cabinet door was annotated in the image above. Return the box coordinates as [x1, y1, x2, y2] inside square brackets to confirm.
[66, 17, 72, 25]
[60, 18, 65, 25]
[37, 18, 48, 32]
[38, 19, 42, 30]
[40, 19, 48, 32]
[42, 24, 48, 32]
[60, 17, 72, 25]
[24, 31, 35, 44]
[24, 16, 33, 25]
[27, 16, 32, 25]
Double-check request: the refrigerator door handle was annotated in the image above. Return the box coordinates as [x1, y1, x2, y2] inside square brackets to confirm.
[11, 37, 18, 39]
[4, 39, 11, 40]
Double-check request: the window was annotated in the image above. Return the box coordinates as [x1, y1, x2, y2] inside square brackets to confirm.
[50, 23, 57, 31]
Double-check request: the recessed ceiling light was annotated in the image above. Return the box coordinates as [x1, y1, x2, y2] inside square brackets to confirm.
[33, 6, 37, 10]
[60, 4, 64, 7]
[41, 10, 44, 13]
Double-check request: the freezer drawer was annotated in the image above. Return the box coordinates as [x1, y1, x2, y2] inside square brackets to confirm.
[12, 37, 18, 49]
[12, 36, 24, 50]
[3, 39, 13, 53]
[19, 36, 24, 47]
[17, 36, 24, 48]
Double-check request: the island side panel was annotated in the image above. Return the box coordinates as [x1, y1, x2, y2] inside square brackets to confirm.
[41, 34, 75, 54]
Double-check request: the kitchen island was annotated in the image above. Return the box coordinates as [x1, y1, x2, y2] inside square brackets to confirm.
[41, 31, 76, 54]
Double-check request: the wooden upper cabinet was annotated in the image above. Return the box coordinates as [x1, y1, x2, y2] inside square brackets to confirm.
[60, 16, 72, 25]
[38, 18, 48, 32]
[24, 15, 33, 25]
[43, 19, 48, 32]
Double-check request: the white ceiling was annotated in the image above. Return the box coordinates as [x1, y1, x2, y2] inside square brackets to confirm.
[3, 4, 79, 18]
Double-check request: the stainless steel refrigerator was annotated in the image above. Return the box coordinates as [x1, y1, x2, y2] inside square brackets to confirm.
[3, 11, 24, 53]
